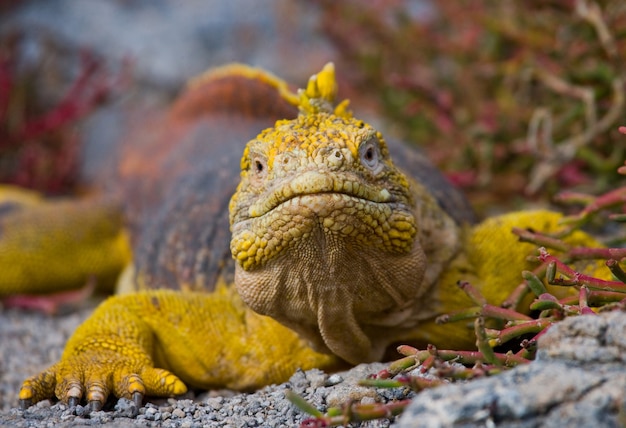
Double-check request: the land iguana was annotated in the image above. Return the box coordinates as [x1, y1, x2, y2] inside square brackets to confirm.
[2, 63, 603, 411]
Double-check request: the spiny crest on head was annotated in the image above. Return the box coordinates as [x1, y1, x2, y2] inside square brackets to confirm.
[296, 63, 352, 119]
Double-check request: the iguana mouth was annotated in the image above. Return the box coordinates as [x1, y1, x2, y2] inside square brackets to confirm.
[231, 168, 417, 273]
[247, 170, 394, 218]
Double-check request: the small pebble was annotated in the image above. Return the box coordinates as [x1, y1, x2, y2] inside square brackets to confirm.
[361, 396, 377, 405]
[172, 408, 186, 418]
[326, 374, 344, 386]
[35, 401, 51, 409]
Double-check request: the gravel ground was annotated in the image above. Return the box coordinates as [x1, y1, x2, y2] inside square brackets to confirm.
[0, 303, 409, 427]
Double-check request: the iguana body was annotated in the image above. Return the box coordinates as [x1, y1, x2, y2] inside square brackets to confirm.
[4, 64, 604, 410]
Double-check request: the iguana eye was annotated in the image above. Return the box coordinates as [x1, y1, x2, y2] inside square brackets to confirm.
[359, 138, 383, 174]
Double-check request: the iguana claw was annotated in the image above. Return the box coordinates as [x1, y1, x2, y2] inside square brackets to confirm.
[18, 398, 31, 410]
[88, 400, 103, 412]
[132, 391, 144, 408]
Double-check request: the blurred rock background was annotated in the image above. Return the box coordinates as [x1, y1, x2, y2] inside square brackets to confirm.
[1, 0, 337, 90]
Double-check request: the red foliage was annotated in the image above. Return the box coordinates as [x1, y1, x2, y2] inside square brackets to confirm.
[0, 33, 127, 194]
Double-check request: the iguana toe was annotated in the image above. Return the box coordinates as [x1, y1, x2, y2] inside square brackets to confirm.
[109, 369, 186, 405]
[56, 377, 84, 406]
[113, 373, 145, 401]
[84, 377, 109, 408]
[135, 368, 187, 397]
[18, 367, 57, 408]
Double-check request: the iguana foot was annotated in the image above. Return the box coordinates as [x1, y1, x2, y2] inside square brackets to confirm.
[17, 295, 189, 410]
[18, 357, 186, 410]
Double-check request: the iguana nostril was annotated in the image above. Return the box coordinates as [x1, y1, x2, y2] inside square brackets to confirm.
[327, 149, 344, 168]
[275, 152, 299, 172]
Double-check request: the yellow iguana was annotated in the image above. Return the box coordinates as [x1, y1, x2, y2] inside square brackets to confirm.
[0, 63, 604, 411]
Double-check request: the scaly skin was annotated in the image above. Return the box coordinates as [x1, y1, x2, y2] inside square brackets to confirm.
[15, 64, 608, 410]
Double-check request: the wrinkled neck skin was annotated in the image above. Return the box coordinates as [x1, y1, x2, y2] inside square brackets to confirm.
[232, 176, 462, 365]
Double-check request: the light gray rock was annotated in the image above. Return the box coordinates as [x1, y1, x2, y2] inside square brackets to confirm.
[395, 311, 626, 428]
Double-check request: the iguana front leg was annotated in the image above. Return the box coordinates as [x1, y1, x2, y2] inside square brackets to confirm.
[18, 287, 338, 410]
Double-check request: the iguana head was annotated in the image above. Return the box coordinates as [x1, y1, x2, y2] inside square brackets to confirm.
[229, 64, 429, 364]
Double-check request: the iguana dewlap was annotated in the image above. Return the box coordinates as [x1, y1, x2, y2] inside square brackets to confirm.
[11, 63, 605, 410]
